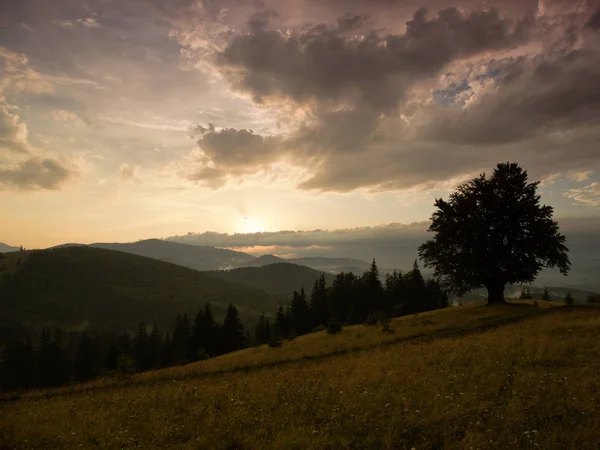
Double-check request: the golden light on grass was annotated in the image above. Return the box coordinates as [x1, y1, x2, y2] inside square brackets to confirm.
[2, 301, 599, 449]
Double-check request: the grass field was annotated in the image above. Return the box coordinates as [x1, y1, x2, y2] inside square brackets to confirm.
[2, 301, 599, 449]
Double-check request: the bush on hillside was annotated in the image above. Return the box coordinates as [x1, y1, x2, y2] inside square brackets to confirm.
[327, 320, 343, 335]
[268, 337, 283, 348]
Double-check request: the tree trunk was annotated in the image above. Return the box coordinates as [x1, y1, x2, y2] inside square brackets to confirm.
[486, 283, 506, 305]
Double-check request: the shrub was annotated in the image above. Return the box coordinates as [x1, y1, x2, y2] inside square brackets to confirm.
[327, 320, 343, 335]
[587, 293, 600, 304]
[381, 318, 393, 334]
[364, 312, 383, 326]
[565, 292, 575, 306]
[268, 338, 283, 348]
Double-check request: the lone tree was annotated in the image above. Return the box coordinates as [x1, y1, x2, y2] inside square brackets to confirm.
[418, 162, 570, 304]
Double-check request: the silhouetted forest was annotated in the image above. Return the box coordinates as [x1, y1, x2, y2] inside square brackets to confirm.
[0, 259, 447, 391]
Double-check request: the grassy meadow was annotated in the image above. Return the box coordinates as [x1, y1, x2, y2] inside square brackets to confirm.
[2, 301, 600, 449]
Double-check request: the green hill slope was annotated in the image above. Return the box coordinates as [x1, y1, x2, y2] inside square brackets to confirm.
[209, 263, 337, 295]
[3, 302, 600, 449]
[0, 247, 281, 331]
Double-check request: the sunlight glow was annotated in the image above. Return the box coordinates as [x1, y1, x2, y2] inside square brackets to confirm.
[240, 216, 263, 234]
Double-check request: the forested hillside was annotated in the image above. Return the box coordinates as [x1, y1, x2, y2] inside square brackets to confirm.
[0, 247, 281, 331]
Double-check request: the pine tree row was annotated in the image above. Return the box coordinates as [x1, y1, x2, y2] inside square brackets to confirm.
[0, 303, 245, 391]
[254, 259, 449, 345]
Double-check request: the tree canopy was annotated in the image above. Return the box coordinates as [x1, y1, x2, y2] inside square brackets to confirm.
[418, 162, 571, 304]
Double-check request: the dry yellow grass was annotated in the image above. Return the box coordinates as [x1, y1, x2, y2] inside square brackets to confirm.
[2, 301, 598, 449]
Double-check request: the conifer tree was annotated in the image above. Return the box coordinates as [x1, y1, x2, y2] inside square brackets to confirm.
[254, 314, 271, 346]
[290, 287, 311, 335]
[0, 335, 35, 389]
[160, 331, 174, 367]
[190, 307, 204, 360]
[328, 272, 359, 323]
[201, 303, 219, 357]
[404, 260, 426, 314]
[542, 287, 550, 301]
[310, 275, 329, 328]
[133, 323, 150, 371]
[172, 314, 191, 363]
[565, 291, 575, 305]
[73, 332, 95, 381]
[274, 304, 288, 339]
[221, 304, 245, 353]
[38, 329, 69, 387]
[148, 322, 162, 369]
[364, 258, 385, 314]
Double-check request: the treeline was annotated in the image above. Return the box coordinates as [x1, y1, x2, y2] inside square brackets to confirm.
[0, 303, 245, 391]
[254, 259, 448, 345]
[1, 259, 447, 391]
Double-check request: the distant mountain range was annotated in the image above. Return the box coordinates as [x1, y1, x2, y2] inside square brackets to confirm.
[4, 237, 596, 292]
[18, 239, 383, 275]
[89, 239, 255, 271]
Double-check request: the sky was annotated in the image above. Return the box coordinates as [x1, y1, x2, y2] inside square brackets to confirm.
[1, 0, 600, 250]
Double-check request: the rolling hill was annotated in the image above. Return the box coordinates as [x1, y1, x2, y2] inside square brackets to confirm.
[90, 239, 255, 271]
[209, 263, 337, 296]
[247, 254, 382, 274]
[0, 243, 19, 253]
[0, 247, 282, 331]
[3, 302, 600, 449]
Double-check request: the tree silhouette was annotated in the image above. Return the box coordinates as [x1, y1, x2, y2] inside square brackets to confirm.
[404, 260, 426, 314]
[290, 287, 311, 335]
[254, 314, 271, 346]
[309, 275, 329, 328]
[419, 162, 571, 304]
[565, 291, 574, 305]
[221, 304, 245, 353]
[201, 303, 220, 357]
[73, 332, 95, 381]
[362, 258, 385, 316]
[542, 288, 550, 301]
[274, 304, 290, 339]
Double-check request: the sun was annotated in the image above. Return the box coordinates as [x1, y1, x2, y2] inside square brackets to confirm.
[240, 216, 263, 233]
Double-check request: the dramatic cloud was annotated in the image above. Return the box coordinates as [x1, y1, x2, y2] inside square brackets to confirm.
[0, 157, 74, 190]
[0, 48, 77, 190]
[420, 50, 600, 145]
[0, 47, 52, 94]
[0, 102, 30, 153]
[565, 182, 600, 207]
[0, 102, 76, 190]
[186, 1, 600, 192]
[185, 125, 281, 185]
[217, 7, 532, 109]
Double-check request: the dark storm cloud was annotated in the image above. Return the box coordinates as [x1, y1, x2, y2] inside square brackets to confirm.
[422, 49, 600, 145]
[193, 0, 600, 192]
[217, 7, 532, 109]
